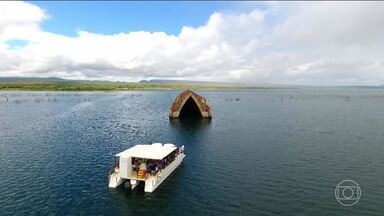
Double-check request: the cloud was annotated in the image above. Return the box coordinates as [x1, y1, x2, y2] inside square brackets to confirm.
[0, 1, 384, 85]
[0, 1, 46, 30]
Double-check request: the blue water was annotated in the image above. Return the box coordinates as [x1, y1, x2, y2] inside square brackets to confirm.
[0, 89, 383, 215]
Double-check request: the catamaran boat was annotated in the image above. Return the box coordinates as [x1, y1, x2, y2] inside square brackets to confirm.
[108, 143, 185, 193]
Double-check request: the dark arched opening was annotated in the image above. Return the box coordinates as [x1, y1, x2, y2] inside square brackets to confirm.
[179, 97, 202, 118]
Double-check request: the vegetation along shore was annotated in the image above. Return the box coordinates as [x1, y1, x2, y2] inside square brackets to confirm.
[0, 77, 267, 91]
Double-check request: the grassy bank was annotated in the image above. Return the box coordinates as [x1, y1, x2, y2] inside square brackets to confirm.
[0, 82, 246, 91]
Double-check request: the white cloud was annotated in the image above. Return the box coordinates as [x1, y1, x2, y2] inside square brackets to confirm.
[0, 1, 46, 26]
[0, 1, 384, 85]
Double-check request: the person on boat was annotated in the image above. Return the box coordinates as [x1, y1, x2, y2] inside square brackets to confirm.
[133, 158, 140, 172]
[147, 162, 156, 176]
[157, 160, 164, 169]
[115, 158, 120, 169]
[139, 162, 146, 171]
[146, 161, 153, 172]
[137, 161, 147, 178]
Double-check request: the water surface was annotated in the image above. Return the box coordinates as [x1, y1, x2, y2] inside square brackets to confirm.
[0, 89, 383, 215]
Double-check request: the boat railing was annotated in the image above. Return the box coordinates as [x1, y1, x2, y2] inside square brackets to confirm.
[129, 147, 185, 181]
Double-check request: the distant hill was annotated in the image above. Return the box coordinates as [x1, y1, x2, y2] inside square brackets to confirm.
[0, 77, 264, 88]
[0, 77, 268, 91]
[139, 79, 259, 87]
[0, 77, 134, 85]
[0, 77, 68, 83]
[1, 77, 382, 89]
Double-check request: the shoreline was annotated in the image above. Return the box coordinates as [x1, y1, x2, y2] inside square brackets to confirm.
[0, 82, 278, 91]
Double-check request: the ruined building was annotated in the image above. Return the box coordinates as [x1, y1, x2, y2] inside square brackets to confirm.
[169, 89, 212, 119]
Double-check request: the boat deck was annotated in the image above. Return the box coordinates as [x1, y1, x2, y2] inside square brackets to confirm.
[128, 171, 159, 181]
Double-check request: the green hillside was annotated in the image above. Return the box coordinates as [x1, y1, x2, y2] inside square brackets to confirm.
[0, 77, 257, 91]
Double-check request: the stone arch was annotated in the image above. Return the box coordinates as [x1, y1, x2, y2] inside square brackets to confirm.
[178, 93, 204, 118]
[169, 89, 212, 118]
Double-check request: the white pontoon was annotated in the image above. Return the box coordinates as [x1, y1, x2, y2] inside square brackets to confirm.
[108, 143, 185, 192]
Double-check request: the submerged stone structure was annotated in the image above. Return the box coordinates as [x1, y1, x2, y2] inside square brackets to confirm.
[169, 89, 212, 119]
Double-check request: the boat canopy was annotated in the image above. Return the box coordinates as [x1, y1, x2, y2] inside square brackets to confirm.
[115, 143, 177, 160]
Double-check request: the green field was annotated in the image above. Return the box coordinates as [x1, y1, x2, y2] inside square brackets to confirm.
[0, 82, 244, 91]
[0, 77, 276, 91]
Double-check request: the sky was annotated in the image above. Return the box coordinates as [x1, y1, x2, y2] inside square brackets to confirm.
[1, 1, 384, 85]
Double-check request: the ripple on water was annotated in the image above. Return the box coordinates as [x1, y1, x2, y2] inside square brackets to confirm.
[0, 90, 384, 215]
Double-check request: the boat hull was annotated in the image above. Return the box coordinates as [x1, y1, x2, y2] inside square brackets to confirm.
[109, 172, 124, 188]
[144, 153, 185, 192]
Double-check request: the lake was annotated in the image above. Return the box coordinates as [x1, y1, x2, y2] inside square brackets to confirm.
[0, 89, 383, 215]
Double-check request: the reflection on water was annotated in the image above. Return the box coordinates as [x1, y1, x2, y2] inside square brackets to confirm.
[169, 118, 212, 132]
[113, 166, 184, 215]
